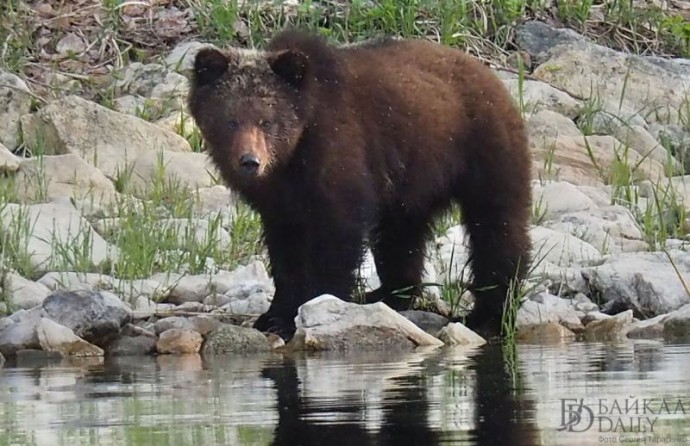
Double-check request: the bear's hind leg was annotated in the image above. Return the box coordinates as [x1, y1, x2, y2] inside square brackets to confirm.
[365, 212, 433, 310]
[459, 198, 531, 340]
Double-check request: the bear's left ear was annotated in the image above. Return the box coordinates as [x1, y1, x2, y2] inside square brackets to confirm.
[193, 48, 229, 87]
[267, 50, 309, 88]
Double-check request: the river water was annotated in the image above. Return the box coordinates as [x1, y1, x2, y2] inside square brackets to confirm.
[1, 340, 689, 445]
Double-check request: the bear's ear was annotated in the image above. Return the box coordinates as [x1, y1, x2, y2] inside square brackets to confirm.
[193, 48, 229, 86]
[267, 50, 309, 88]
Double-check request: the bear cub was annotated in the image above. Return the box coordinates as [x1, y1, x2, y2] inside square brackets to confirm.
[188, 29, 532, 341]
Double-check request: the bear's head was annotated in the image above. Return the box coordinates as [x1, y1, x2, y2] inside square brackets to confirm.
[188, 45, 314, 186]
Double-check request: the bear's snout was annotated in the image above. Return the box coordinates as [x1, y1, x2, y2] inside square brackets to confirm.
[239, 153, 261, 176]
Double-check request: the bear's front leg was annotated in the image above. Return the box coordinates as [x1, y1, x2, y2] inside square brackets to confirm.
[254, 217, 367, 341]
[253, 222, 309, 340]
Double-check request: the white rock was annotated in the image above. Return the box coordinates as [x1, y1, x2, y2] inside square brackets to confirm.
[4, 274, 52, 310]
[0, 142, 20, 172]
[533, 40, 690, 125]
[503, 78, 582, 118]
[21, 95, 192, 179]
[516, 292, 583, 331]
[0, 203, 119, 272]
[582, 250, 690, 316]
[36, 318, 103, 357]
[125, 150, 219, 196]
[533, 181, 598, 221]
[530, 226, 602, 267]
[289, 295, 444, 351]
[14, 154, 119, 206]
[543, 205, 645, 254]
[165, 41, 218, 75]
[0, 69, 32, 150]
[436, 322, 486, 346]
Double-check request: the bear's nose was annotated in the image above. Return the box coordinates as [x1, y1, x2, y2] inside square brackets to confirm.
[239, 154, 260, 176]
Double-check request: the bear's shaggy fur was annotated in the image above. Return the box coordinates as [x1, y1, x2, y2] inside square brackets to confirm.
[188, 30, 532, 340]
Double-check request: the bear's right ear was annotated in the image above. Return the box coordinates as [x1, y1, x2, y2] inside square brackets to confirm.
[193, 48, 229, 86]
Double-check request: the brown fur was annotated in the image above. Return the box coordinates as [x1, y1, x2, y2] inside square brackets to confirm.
[189, 30, 532, 340]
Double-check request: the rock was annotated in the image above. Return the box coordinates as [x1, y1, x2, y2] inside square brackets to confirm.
[531, 34, 690, 125]
[516, 292, 584, 332]
[124, 150, 218, 196]
[0, 203, 118, 272]
[0, 351, 4, 366]
[205, 261, 274, 296]
[106, 334, 157, 356]
[0, 307, 45, 357]
[14, 154, 119, 206]
[503, 78, 582, 118]
[221, 282, 273, 315]
[165, 41, 218, 76]
[626, 313, 670, 339]
[189, 315, 221, 336]
[400, 310, 450, 336]
[36, 318, 104, 357]
[288, 295, 444, 352]
[436, 323, 486, 346]
[173, 302, 208, 313]
[532, 181, 597, 221]
[0, 142, 20, 172]
[573, 293, 599, 313]
[161, 273, 213, 305]
[150, 72, 189, 107]
[0, 69, 32, 150]
[639, 175, 690, 212]
[21, 95, 191, 179]
[527, 109, 583, 139]
[112, 95, 146, 116]
[56, 32, 87, 56]
[532, 262, 590, 296]
[529, 113, 667, 186]
[543, 205, 646, 254]
[204, 294, 231, 307]
[433, 225, 472, 283]
[42, 289, 131, 346]
[608, 125, 681, 172]
[662, 305, 690, 340]
[153, 316, 194, 334]
[582, 250, 690, 316]
[157, 328, 203, 354]
[37, 271, 116, 292]
[200, 324, 271, 355]
[193, 185, 237, 218]
[648, 123, 690, 173]
[581, 311, 611, 326]
[584, 310, 634, 341]
[530, 226, 602, 267]
[3, 273, 52, 310]
[515, 21, 587, 62]
[114, 62, 173, 97]
[516, 322, 576, 344]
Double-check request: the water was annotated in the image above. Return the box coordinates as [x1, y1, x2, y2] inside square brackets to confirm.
[1, 340, 690, 446]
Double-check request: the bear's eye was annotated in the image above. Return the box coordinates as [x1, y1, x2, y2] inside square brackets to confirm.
[228, 119, 240, 129]
[259, 120, 272, 130]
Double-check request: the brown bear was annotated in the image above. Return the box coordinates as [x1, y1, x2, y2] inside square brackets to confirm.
[188, 29, 532, 341]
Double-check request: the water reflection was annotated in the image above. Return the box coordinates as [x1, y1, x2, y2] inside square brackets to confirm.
[1, 341, 689, 445]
